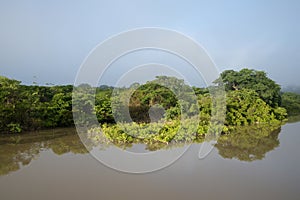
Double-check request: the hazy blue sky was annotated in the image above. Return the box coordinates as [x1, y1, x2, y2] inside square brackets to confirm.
[0, 0, 299, 87]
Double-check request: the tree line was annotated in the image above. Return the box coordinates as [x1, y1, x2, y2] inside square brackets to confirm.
[1, 68, 299, 134]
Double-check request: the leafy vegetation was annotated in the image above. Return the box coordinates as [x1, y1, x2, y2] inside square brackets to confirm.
[0, 76, 74, 133]
[214, 69, 282, 107]
[86, 69, 289, 145]
[225, 89, 286, 126]
[1, 68, 298, 147]
[281, 92, 300, 117]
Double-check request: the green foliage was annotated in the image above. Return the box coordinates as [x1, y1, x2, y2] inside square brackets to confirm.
[87, 70, 288, 145]
[165, 105, 181, 120]
[88, 118, 202, 145]
[7, 123, 22, 133]
[0, 76, 74, 133]
[0, 76, 22, 132]
[225, 89, 286, 126]
[95, 89, 114, 123]
[0, 69, 290, 137]
[72, 84, 95, 126]
[215, 69, 281, 107]
[281, 92, 300, 116]
[128, 81, 177, 122]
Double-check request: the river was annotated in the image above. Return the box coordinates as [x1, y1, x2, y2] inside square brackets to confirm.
[0, 122, 300, 200]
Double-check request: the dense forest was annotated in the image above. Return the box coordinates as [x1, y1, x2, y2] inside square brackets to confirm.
[1, 69, 300, 144]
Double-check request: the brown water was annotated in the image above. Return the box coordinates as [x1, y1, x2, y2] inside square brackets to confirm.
[0, 123, 299, 200]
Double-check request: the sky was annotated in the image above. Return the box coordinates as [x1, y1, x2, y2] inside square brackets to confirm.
[0, 0, 299, 87]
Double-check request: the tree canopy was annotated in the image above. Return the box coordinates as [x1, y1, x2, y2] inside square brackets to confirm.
[0, 68, 296, 135]
[214, 69, 281, 107]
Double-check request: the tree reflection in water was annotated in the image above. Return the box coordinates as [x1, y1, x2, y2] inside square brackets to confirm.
[0, 126, 282, 176]
[215, 126, 281, 161]
[0, 128, 88, 176]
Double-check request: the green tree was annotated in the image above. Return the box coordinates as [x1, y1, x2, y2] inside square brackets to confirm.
[226, 89, 286, 126]
[0, 76, 22, 132]
[214, 69, 281, 107]
[281, 92, 300, 116]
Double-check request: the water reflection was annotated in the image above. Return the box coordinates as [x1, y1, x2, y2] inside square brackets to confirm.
[215, 126, 281, 161]
[0, 126, 282, 176]
[0, 128, 87, 176]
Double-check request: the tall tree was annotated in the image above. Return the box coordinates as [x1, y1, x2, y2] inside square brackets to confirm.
[214, 68, 281, 107]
